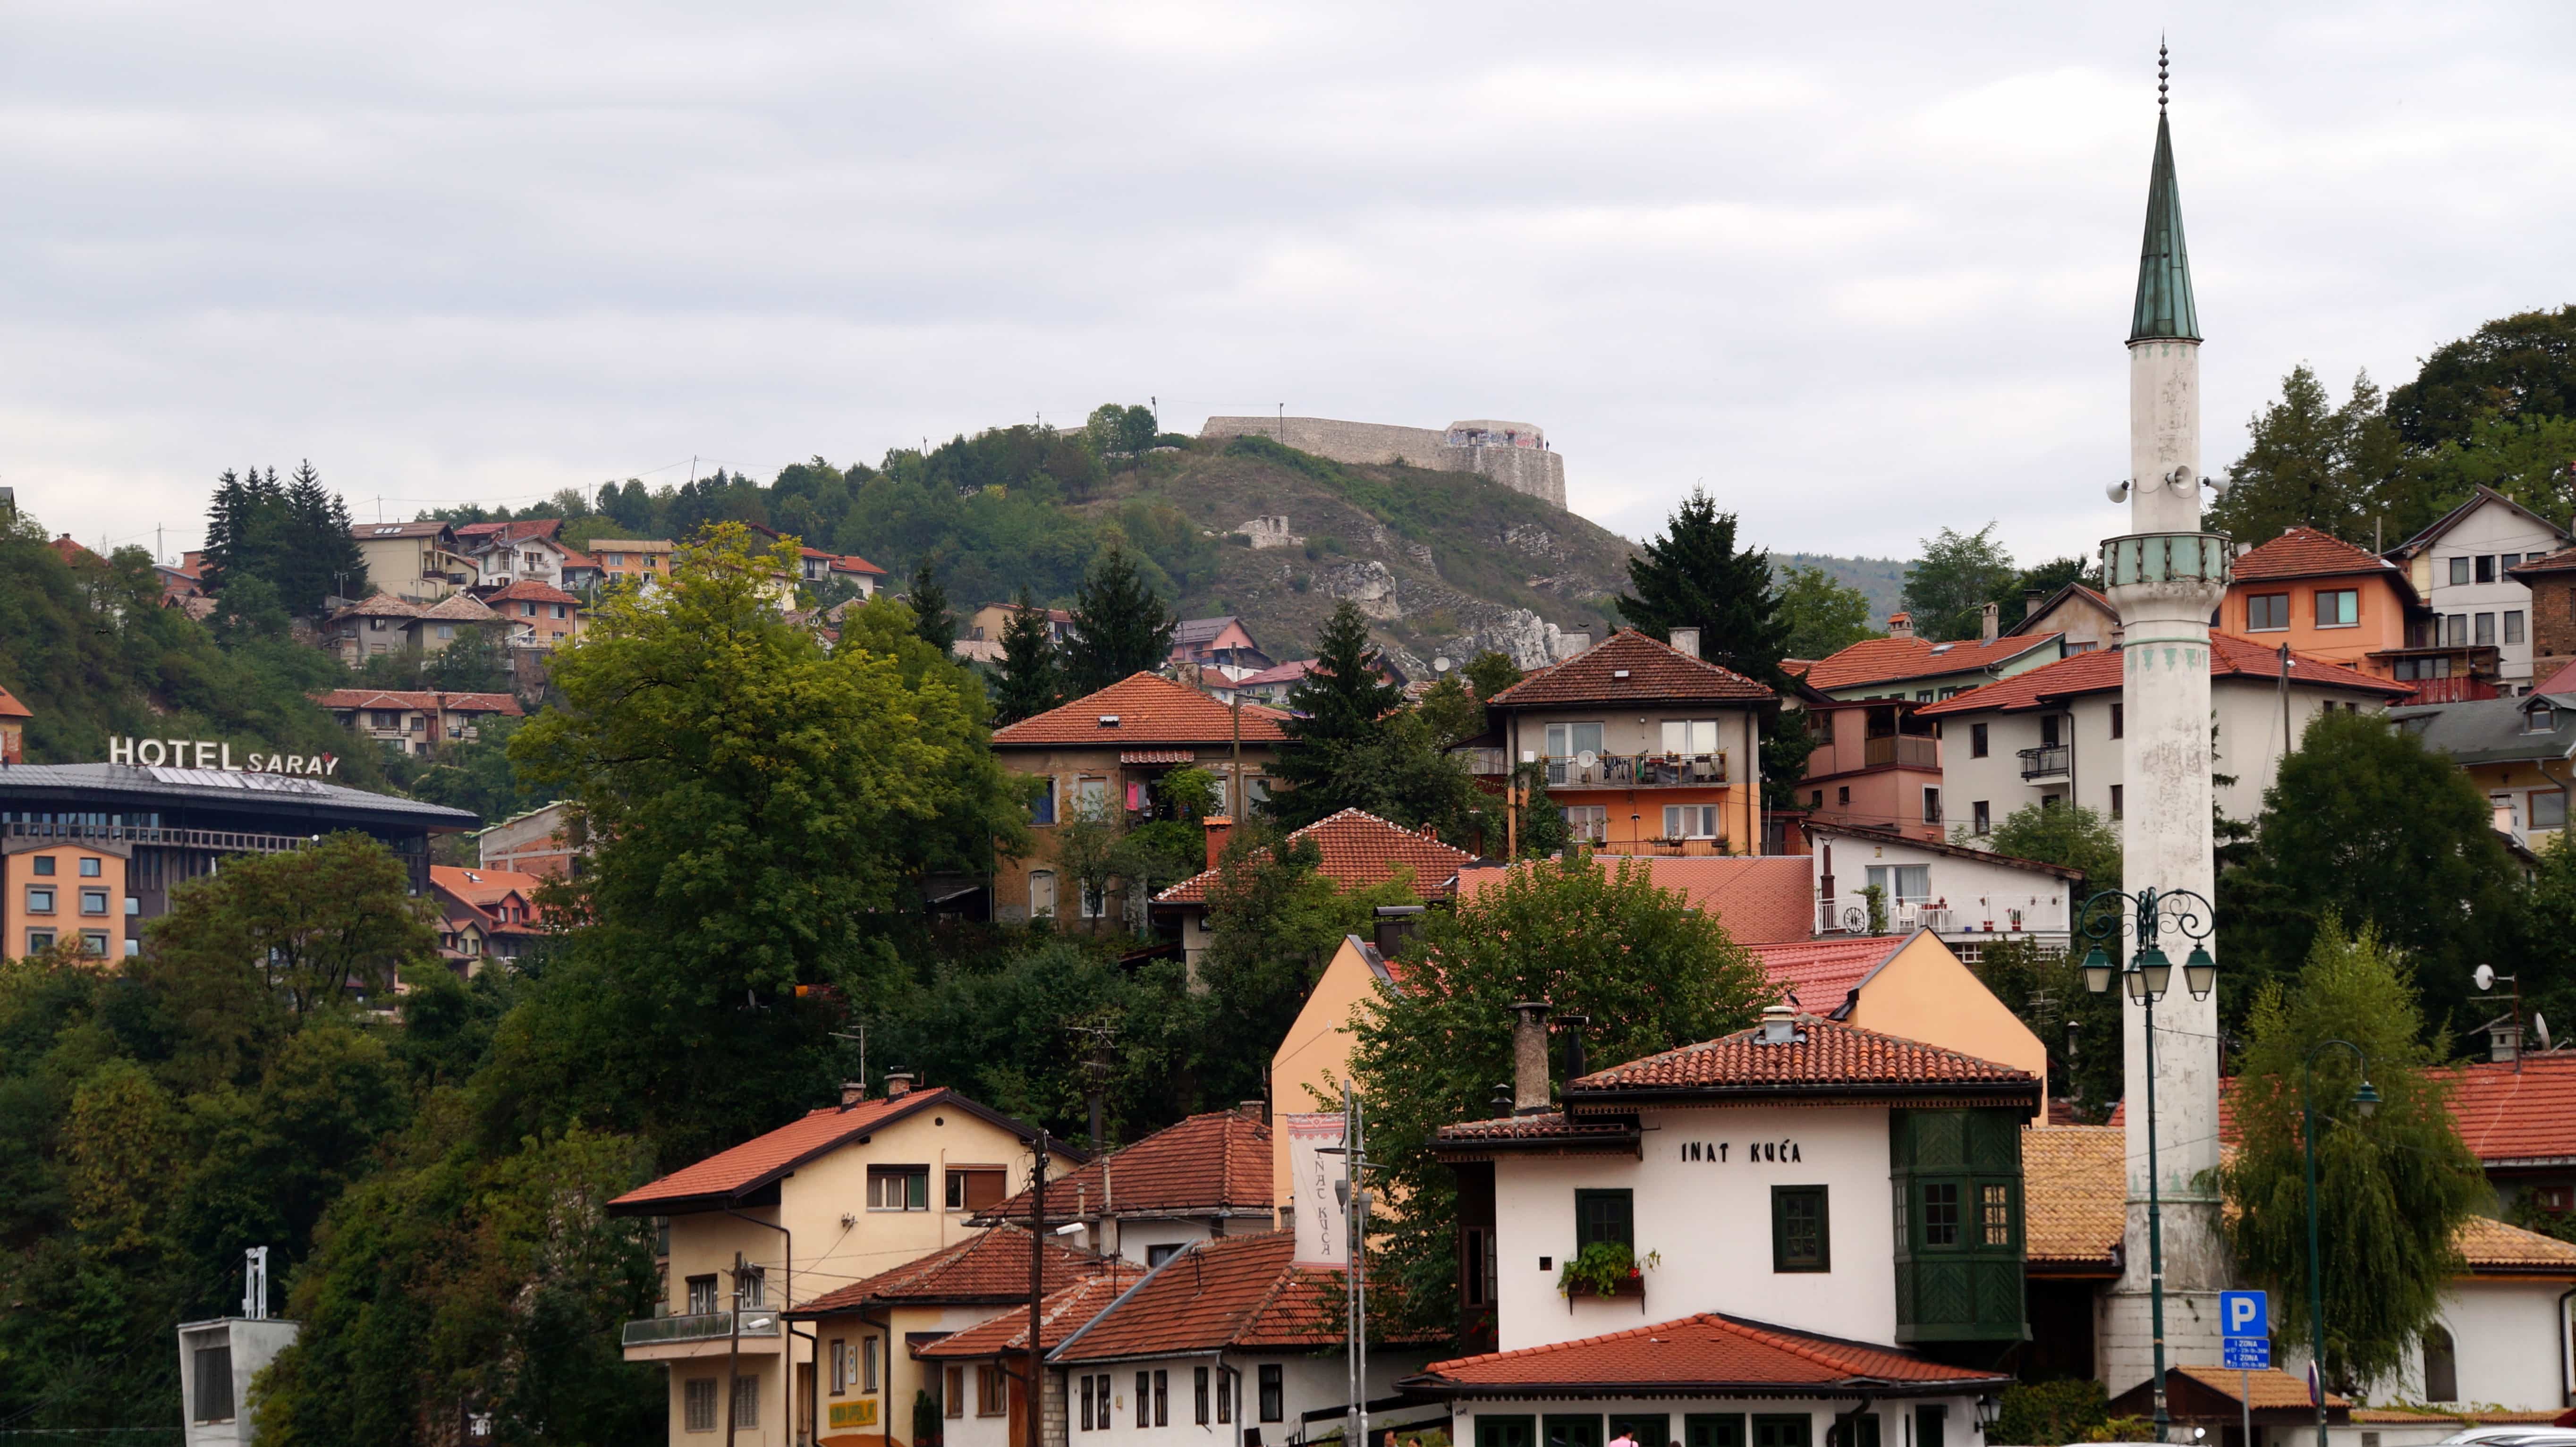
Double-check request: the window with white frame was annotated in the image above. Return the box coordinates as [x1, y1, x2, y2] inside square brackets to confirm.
[1029, 870, 1057, 919]
[1545, 721, 1606, 783]
[863, 1336, 880, 1391]
[1867, 864, 1930, 905]
[1660, 719, 1720, 755]
[867, 1165, 930, 1210]
[1663, 804, 1720, 839]
[1563, 805, 1608, 843]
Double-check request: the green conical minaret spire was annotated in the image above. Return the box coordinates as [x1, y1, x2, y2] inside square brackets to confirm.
[2128, 43, 2201, 342]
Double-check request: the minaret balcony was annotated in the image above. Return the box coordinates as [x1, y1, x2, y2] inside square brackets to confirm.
[2102, 532, 2232, 589]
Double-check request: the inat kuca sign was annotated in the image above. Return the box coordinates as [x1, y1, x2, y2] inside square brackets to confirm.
[108, 736, 340, 776]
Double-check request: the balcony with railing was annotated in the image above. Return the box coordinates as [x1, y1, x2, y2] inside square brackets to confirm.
[1545, 753, 1729, 788]
[2018, 745, 2070, 782]
[1864, 736, 1939, 769]
[620, 1307, 781, 1350]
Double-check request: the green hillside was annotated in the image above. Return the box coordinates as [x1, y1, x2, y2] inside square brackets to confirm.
[1776, 551, 1907, 626]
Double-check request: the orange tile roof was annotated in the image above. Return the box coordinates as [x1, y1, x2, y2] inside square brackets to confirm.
[311, 689, 525, 716]
[608, 1088, 1053, 1212]
[991, 673, 1291, 748]
[1801, 632, 2061, 693]
[2509, 545, 2576, 580]
[1432, 1112, 1642, 1155]
[1915, 633, 2410, 717]
[982, 1111, 1273, 1222]
[2432, 1053, 2576, 1164]
[1407, 1313, 2013, 1395]
[2230, 525, 2406, 584]
[1569, 1014, 2038, 1099]
[915, 1265, 1148, 1357]
[1490, 630, 1774, 707]
[430, 864, 549, 912]
[1052, 1232, 1420, 1361]
[2020, 1125, 2125, 1268]
[1744, 936, 1909, 1013]
[2161, 1366, 2350, 1411]
[0, 685, 30, 720]
[481, 578, 581, 606]
[830, 554, 886, 575]
[1454, 856, 1816, 947]
[1157, 809, 1473, 906]
[2454, 1215, 2576, 1274]
[798, 1226, 1109, 1313]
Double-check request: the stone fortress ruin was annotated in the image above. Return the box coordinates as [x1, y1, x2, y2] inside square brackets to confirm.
[1197, 415, 1567, 509]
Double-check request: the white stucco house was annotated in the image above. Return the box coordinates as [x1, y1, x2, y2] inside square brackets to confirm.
[1801, 821, 2085, 957]
[2386, 485, 2574, 686]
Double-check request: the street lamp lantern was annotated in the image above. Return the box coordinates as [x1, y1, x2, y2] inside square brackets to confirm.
[2083, 945, 2116, 996]
[2183, 945, 2217, 1002]
[2351, 1079, 2380, 1119]
[2138, 946, 2174, 1000]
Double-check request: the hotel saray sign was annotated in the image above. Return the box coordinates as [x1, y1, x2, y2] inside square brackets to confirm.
[109, 736, 340, 776]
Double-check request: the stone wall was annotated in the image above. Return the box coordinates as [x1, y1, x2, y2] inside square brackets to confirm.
[1199, 416, 1568, 509]
[2529, 573, 2576, 676]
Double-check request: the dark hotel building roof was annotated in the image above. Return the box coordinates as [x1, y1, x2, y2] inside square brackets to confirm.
[0, 762, 480, 833]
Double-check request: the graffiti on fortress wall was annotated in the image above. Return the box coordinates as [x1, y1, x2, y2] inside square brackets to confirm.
[1198, 415, 1568, 510]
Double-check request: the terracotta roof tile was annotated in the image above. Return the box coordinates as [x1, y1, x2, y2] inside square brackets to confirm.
[2229, 526, 2404, 584]
[1490, 630, 1775, 708]
[831, 554, 886, 575]
[2509, 545, 2576, 580]
[2433, 1053, 2576, 1165]
[418, 592, 500, 622]
[1744, 937, 1909, 1013]
[981, 1111, 1274, 1223]
[481, 579, 581, 605]
[1916, 633, 2411, 718]
[1432, 1112, 1641, 1152]
[2454, 1215, 2576, 1273]
[2164, 1366, 2350, 1411]
[1236, 659, 1318, 688]
[430, 864, 550, 916]
[0, 685, 31, 720]
[1052, 1232, 1406, 1361]
[2019, 1125, 2126, 1267]
[1569, 1015, 2038, 1098]
[1407, 1312, 2013, 1395]
[1454, 856, 1816, 947]
[992, 673, 1291, 748]
[1158, 809, 1473, 906]
[1802, 633, 2061, 693]
[610, 1089, 978, 1211]
[330, 592, 426, 620]
[798, 1227, 1108, 1313]
[311, 689, 524, 716]
[915, 1265, 1149, 1357]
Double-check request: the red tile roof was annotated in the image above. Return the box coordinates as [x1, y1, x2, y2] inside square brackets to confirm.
[1915, 632, 2411, 717]
[430, 866, 550, 927]
[1745, 936, 1909, 1013]
[2433, 1053, 2576, 1165]
[607, 1088, 1054, 1212]
[992, 673, 1291, 747]
[1454, 856, 1816, 947]
[1432, 1111, 1643, 1155]
[1569, 1014, 2038, 1100]
[1158, 809, 1473, 906]
[481, 578, 582, 606]
[1053, 1232, 1417, 1361]
[980, 1111, 1273, 1223]
[2229, 526, 2404, 584]
[1490, 630, 1775, 707]
[1407, 1313, 2013, 1396]
[1236, 659, 1318, 688]
[0, 685, 30, 720]
[2509, 546, 2576, 580]
[1801, 632, 2061, 693]
[311, 689, 525, 716]
[914, 1265, 1148, 1358]
[830, 554, 886, 575]
[797, 1227, 1108, 1314]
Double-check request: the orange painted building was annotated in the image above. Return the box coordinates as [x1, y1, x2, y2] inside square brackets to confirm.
[1793, 697, 1945, 840]
[2221, 525, 2479, 687]
[0, 684, 28, 764]
[4, 835, 131, 959]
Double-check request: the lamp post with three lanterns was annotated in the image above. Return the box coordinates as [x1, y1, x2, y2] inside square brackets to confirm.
[2079, 885, 2219, 1444]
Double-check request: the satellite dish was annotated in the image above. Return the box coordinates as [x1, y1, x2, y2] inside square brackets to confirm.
[1432, 656, 1454, 674]
[2474, 964, 2497, 992]
[2538, 1013, 2554, 1051]
[1575, 750, 1599, 771]
[2105, 478, 2132, 504]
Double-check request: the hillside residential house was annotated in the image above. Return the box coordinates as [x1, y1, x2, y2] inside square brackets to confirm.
[2025, 1124, 2576, 1418]
[963, 602, 1073, 646]
[1742, 934, 2050, 1107]
[313, 689, 524, 755]
[607, 1077, 1084, 1447]
[476, 800, 584, 879]
[789, 546, 887, 597]
[0, 684, 27, 764]
[1456, 855, 1816, 945]
[455, 518, 576, 589]
[2389, 691, 2576, 844]
[348, 520, 475, 604]
[1477, 629, 1774, 856]
[976, 1108, 1273, 1267]
[2508, 547, 2576, 685]
[988, 674, 1289, 926]
[3, 830, 134, 959]
[792, 1227, 1108, 1447]
[1793, 694, 1946, 840]
[478, 578, 585, 650]
[1419, 1006, 2030, 1422]
[2222, 526, 2489, 694]
[2386, 486, 2573, 686]
[592, 540, 676, 586]
[1168, 616, 1272, 680]
[322, 591, 508, 666]
[1917, 634, 2412, 836]
[2007, 582, 2121, 652]
[1801, 821, 2083, 956]
[1797, 612, 2065, 702]
[911, 1266, 1145, 1447]
[1154, 809, 1473, 973]
[428, 863, 549, 969]
[156, 552, 212, 615]
[1047, 1231, 1438, 1447]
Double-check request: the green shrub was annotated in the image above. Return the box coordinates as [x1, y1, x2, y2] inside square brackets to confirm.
[1991, 1379, 2109, 1447]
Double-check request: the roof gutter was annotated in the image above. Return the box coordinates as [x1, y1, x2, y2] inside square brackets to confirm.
[1397, 1376, 2010, 1401]
[1565, 1082, 2041, 1110]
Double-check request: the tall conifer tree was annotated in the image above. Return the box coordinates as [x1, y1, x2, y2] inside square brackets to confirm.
[1613, 488, 1790, 687]
[1065, 545, 1177, 695]
[992, 588, 1063, 725]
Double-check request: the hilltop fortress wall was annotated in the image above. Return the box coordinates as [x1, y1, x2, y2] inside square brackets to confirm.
[1198, 415, 1567, 510]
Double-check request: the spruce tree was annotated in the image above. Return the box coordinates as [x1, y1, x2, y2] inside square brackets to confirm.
[909, 561, 955, 655]
[1261, 601, 1482, 835]
[1064, 544, 1177, 696]
[1614, 488, 1791, 686]
[280, 460, 366, 613]
[993, 588, 1063, 725]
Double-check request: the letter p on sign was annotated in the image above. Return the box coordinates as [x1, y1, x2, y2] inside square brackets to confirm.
[2221, 1289, 2268, 1340]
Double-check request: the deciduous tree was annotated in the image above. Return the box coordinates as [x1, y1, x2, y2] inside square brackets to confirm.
[145, 832, 440, 1015]
[1775, 563, 1878, 659]
[1901, 524, 2017, 642]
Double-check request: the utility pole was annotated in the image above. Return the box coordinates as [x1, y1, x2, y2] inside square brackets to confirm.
[1230, 693, 1243, 823]
[724, 1251, 745, 1447]
[1025, 1131, 1052, 1447]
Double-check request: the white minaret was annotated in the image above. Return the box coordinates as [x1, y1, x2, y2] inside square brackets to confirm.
[2099, 47, 2232, 1397]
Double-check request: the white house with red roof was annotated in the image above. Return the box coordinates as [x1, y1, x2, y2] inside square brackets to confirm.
[312, 688, 524, 755]
[456, 517, 578, 589]
[1799, 821, 2083, 957]
[1414, 1006, 2031, 1447]
[477, 577, 585, 650]
[1917, 634, 2411, 837]
[911, 1265, 1146, 1447]
[1154, 808, 1475, 973]
[976, 1108, 1275, 1267]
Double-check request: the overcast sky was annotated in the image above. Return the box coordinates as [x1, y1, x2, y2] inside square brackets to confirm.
[6, 2, 2573, 571]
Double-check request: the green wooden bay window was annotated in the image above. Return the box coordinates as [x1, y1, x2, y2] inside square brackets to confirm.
[1889, 1108, 2027, 1344]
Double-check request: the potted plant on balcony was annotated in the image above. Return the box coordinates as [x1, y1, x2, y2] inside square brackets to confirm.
[1556, 1241, 1660, 1301]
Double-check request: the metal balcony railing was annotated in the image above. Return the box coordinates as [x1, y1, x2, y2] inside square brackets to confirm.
[620, 1308, 781, 1348]
[1546, 753, 1728, 788]
[1864, 736, 1939, 769]
[2018, 745, 2070, 780]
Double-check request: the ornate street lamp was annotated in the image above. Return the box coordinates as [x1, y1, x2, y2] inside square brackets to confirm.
[2081, 885, 2216, 1442]
[2300, 1040, 2377, 1447]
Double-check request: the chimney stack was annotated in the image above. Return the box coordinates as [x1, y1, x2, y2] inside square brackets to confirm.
[1887, 612, 1915, 640]
[1509, 1001, 1552, 1114]
[1981, 602, 2000, 643]
[1237, 1100, 1266, 1123]
[2490, 1020, 2525, 1064]
[1756, 1003, 1802, 1045]
[1374, 904, 1424, 961]
[1669, 626, 1702, 660]
[2024, 586, 2044, 617]
[1204, 816, 1233, 872]
[884, 1070, 915, 1099]
[839, 1080, 867, 1109]
[1559, 1013, 1590, 1084]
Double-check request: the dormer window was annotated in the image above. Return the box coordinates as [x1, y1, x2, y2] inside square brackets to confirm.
[1098, 715, 1120, 728]
[1612, 669, 1630, 679]
[2530, 704, 2557, 734]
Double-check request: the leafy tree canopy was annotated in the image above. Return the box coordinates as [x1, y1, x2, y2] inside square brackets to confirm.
[1970, 801, 2121, 896]
[2206, 366, 2409, 546]
[1996, 556, 2094, 633]
[1900, 523, 2017, 643]
[2387, 305, 2576, 450]
[1775, 563, 1879, 659]
[1615, 489, 1791, 686]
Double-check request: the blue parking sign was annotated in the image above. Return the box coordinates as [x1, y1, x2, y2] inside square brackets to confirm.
[2221, 1289, 2269, 1340]
[2223, 1336, 2271, 1371]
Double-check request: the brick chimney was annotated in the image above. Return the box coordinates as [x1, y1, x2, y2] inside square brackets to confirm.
[1981, 602, 2000, 643]
[839, 1080, 867, 1109]
[883, 1070, 915, 1099]
[1509, 1001, 1552, 1115]
[1203, 816, 1233, 872]
[1373, 904, 1424, 961]
[1887, 612, 1915, 640]
[1669, 626, 1702, 659]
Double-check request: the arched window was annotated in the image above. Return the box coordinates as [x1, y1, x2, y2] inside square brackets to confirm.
[2422, 1322, 2458, 1401]
[1029, 870, 1057, 920]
